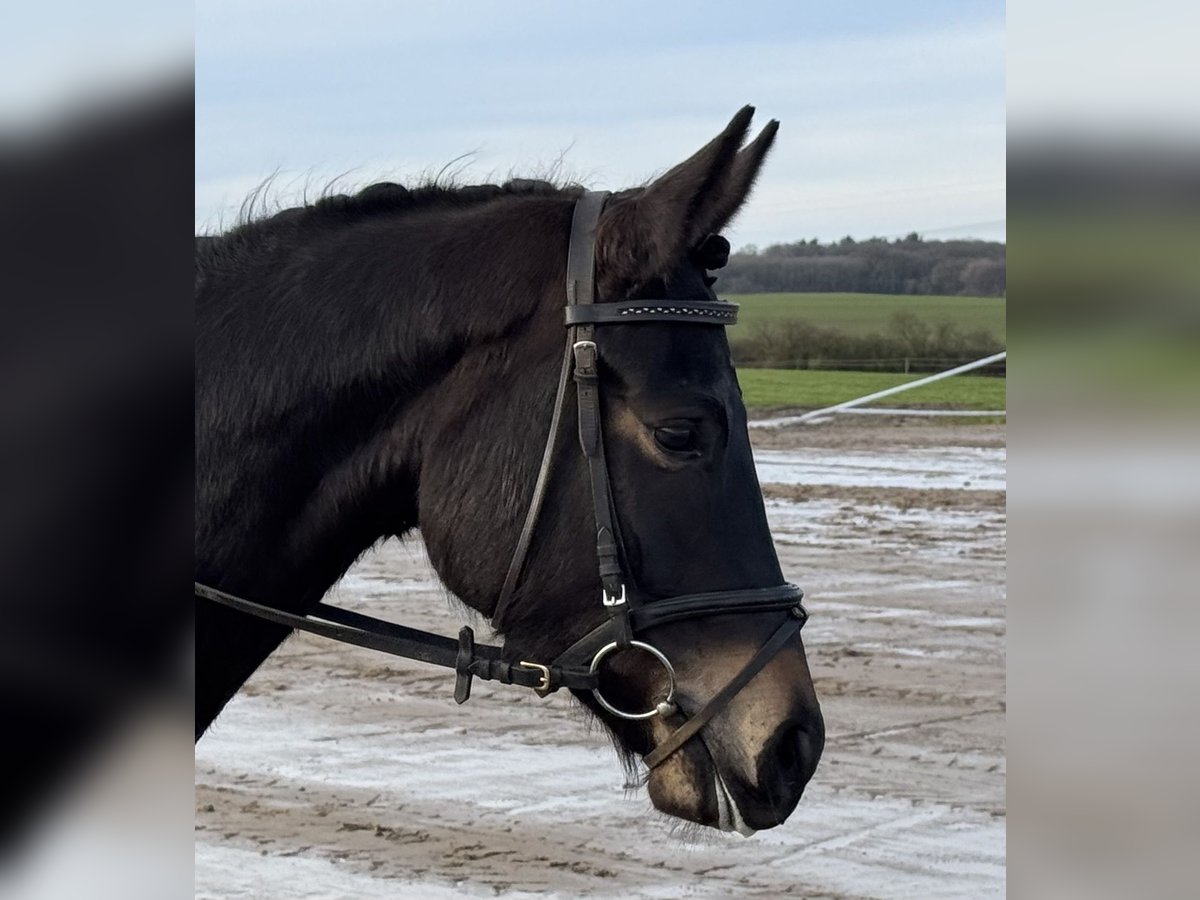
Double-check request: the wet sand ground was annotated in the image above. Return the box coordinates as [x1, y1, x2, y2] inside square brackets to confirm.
[196, 421, 1006, 898]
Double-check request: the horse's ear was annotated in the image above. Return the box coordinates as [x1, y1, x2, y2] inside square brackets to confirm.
[597, 106, 769, 289]
[702, 118, 779, 235]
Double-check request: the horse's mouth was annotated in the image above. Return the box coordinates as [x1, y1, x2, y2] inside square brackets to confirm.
[644, 730, 761, 835]
[711, 757, 757, 837]
[641, 706, 821, 833]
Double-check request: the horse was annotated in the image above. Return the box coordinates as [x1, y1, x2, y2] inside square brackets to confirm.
[195, 107, 824, 833]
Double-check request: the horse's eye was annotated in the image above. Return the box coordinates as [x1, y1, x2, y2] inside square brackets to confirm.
[653, 425, 697, 453]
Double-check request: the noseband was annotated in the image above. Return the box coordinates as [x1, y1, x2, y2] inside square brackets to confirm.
[196, 191, 808, 770]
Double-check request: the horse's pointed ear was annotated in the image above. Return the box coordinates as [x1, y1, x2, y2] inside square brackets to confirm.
[703, 119, 779, 235]
[596, 106, 757, 289]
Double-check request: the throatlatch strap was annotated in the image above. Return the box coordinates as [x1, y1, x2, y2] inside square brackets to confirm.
[494, 190, 611, 625]
[493, 338, 574, 624]
[642, 615, 802, 769]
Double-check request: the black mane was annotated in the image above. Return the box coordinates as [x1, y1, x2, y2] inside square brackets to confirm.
[197, 178, 575, 282]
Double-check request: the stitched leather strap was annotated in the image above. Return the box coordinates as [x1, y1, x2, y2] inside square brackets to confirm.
[642, 615, 802, 769]
[565, 299, 739, 326]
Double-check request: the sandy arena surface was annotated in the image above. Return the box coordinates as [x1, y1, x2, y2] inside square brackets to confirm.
[196, 421, 1006, 898]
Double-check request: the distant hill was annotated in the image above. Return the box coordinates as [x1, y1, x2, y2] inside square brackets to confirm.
[720, 235, 1006, 297]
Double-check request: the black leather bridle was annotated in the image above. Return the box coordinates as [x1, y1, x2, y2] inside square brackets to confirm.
[196, 190, 808, 770]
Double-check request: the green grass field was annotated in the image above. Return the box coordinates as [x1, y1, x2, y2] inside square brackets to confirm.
[737, 368, 1006, 411]
[726, 292, 1007, 340]
[714, 292, 1007, 412]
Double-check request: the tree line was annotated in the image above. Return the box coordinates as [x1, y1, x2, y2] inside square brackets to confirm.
[720, 234, 1006, 296]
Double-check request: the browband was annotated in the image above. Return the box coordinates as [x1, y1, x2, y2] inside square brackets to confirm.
[564, 299, 739, 326]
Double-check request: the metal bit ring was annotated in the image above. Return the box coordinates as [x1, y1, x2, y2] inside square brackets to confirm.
[588, 640, 677, 720]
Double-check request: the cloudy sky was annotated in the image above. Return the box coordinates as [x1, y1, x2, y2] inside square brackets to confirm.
[196, 1, 1005, 246]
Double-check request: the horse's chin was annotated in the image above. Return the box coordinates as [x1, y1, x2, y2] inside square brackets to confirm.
[644, 738, 757, 836]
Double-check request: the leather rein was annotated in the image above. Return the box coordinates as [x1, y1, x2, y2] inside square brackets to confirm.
[196, 190, 808, 770]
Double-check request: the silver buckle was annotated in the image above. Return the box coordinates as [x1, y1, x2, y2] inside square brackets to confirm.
[602, 584, 626, 607]
[572, 340, 597, 369]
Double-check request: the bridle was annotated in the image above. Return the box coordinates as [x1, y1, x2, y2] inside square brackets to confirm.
[196, 190, 808, 771]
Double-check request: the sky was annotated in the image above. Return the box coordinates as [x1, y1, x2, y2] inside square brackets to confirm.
[195, 1, 1006, 246]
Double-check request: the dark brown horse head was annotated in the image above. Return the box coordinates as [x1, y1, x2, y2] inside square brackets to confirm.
[419, 108, 823, 831]
[196, 107, 820, 834]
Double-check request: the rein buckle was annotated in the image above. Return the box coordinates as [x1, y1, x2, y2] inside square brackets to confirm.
[517, 660, 553, 696]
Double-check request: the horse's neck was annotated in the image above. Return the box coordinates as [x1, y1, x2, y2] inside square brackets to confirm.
[196, 196, 569, 609]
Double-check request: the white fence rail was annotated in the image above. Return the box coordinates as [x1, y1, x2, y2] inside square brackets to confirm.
[838, 408, 1006, 418]
[749, 351, 1007, 428]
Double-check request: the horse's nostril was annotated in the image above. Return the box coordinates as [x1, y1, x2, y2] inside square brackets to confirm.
[776, 724, 803, 779]
[767, 721, 822, 791]
[733, 720, 823, 830]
